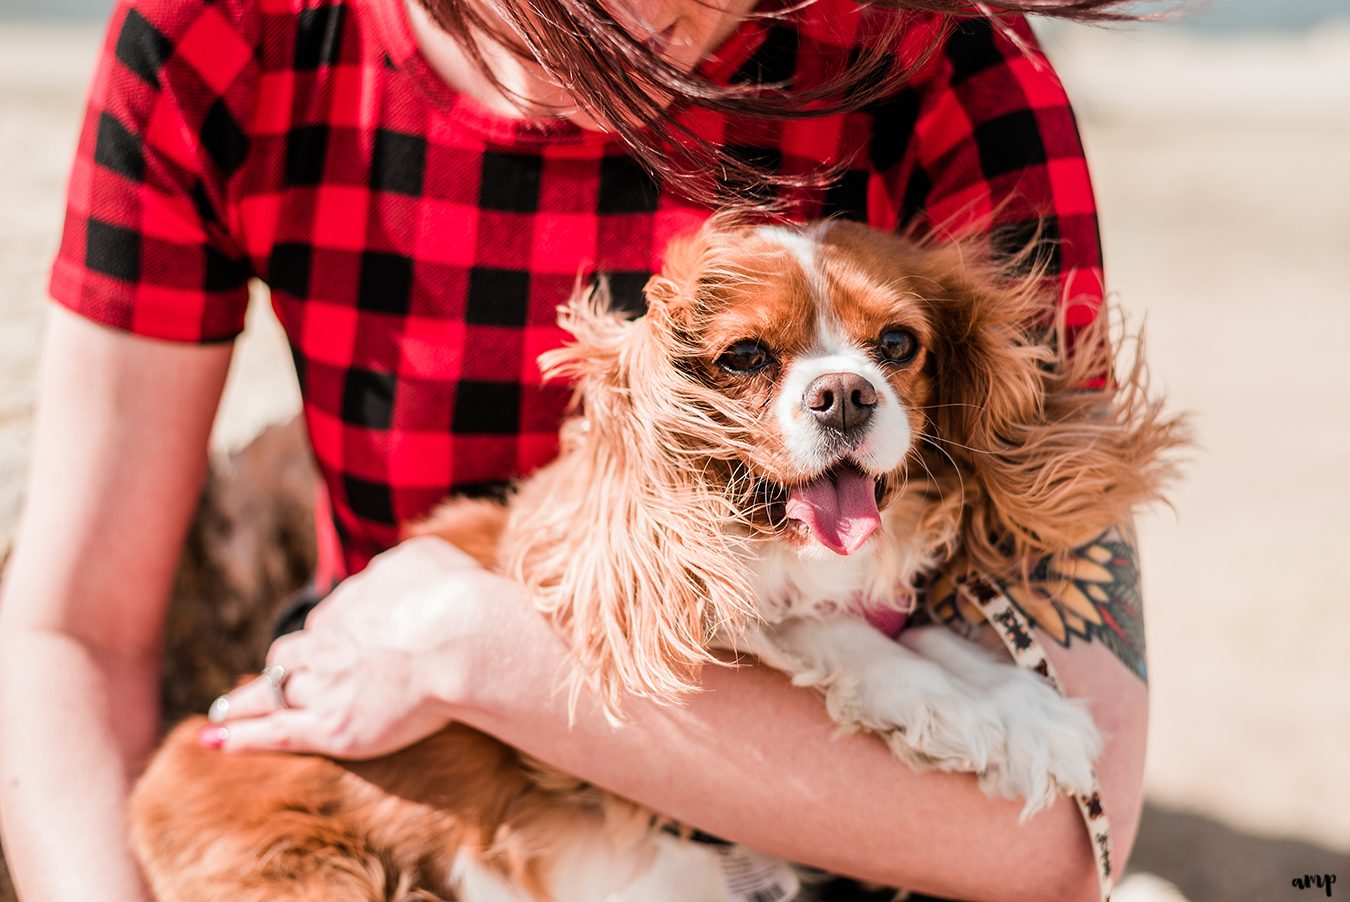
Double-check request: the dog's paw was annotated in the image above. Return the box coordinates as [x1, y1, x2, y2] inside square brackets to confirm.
[977, 667, 1101, 819]
[821, 657, 1007, 778]
[898, 625, 1103, 817]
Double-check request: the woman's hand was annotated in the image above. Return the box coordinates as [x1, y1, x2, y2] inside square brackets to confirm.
[204, 536, 515, 759]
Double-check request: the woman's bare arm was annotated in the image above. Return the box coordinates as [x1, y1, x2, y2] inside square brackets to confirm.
[0, 307, 231, 901]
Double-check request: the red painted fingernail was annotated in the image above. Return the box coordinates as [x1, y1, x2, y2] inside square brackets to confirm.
[197, 725, 228, 749]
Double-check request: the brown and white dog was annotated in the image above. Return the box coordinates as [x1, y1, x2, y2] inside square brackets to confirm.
[130, 217, 1179, 901]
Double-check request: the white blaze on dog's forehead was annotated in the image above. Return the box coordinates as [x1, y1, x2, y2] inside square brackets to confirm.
[755, 223, 819, 273]
[755, 222, 853, 356]
[810, 305, 856, 357]
[756, 223, 833, 302]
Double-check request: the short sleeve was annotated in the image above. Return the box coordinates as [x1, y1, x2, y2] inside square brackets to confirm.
[875, 15, 1105, 331]
[48, 0, 259, 343]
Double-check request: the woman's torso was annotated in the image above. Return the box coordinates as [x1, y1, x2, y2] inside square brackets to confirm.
[57, 0, 1101, 578]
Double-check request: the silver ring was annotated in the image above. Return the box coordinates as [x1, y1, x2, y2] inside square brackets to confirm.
[260, 663, 290, 710]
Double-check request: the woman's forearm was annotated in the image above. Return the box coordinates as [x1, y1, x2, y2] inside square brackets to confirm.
[0, 311, 232, 901]
[446, 593, 1107, 902]
[0, 627, 158, 901]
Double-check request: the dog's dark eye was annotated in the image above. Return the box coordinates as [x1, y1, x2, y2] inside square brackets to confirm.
[717, 340, 772, 374]
[878, 328, 919, 365]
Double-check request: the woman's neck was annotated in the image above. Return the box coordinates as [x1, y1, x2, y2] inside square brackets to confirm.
[405, 0, 573, 121]
[402, 0, 758, 130]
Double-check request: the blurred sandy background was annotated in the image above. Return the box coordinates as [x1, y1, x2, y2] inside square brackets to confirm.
[2, 2, 1349, 899]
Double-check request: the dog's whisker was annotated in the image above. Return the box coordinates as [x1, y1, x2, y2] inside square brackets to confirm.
[921, 434, 1005, 456]
[904, 445, 939, 505]
[894, 459, 912, 504]
[916, 434, 966, 504]
[919, 401, 990, 413]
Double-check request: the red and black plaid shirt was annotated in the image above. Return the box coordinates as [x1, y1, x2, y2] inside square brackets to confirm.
[52, 0, 1104, 582]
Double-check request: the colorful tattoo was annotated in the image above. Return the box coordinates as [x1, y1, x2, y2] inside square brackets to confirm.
[925, 527, 1148, 682]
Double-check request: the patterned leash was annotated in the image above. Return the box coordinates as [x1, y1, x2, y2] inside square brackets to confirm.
[955, 576, 1114, 902]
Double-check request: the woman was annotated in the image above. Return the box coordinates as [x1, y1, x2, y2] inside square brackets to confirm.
[0, 0, 1148, 898]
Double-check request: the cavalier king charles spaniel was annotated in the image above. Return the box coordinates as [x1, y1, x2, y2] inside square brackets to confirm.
[130, 217, 1179, 901]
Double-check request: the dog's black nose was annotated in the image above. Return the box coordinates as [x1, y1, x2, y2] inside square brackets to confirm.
[804, 372, 877, 434]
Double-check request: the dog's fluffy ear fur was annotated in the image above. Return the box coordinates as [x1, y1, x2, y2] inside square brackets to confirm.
[917, 243, 1185, 579]
[502, 275, 756, 717]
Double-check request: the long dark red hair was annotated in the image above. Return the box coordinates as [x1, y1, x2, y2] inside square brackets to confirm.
[415, 0, 1142, 208]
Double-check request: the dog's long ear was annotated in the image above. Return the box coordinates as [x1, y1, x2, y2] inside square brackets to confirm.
[921, 245, 1185, 579]
[502, 274, 756, 718]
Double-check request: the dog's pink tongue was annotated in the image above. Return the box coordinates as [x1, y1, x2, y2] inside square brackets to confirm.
[784, 467, 880, 555]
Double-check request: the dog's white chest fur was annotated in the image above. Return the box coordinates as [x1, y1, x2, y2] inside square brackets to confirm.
[748, 537, 915, 625]
[746, 492, 953, 627]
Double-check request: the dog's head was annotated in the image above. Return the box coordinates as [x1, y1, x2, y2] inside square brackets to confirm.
[641, 218, 1016, 561]
[508, 216, 1179, 712]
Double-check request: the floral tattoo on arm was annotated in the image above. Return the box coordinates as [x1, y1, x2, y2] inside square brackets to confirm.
[926, 526, 1148, 683]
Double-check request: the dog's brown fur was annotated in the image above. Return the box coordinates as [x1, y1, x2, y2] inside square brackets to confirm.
[135, 720, 613, 902]
[132, 500, 657, 902]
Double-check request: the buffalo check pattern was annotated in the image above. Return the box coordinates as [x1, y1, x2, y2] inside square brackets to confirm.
[52, 0, 1105, 580]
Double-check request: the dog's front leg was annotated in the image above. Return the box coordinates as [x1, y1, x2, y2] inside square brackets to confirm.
[728, 619, 1099, 816]
[728, 617, 1009, 779]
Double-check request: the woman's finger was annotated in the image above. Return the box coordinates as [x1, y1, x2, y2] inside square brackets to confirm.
[207, 665, 301, 723]
[208, 630, 317, 722]
[201, 709, 329, 755]
[266, 667, 319, 709]
[265, 630, 311, 672]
